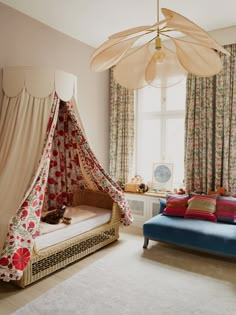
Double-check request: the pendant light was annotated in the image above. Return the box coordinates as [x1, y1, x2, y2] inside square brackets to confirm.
[90, 0, 230, 89]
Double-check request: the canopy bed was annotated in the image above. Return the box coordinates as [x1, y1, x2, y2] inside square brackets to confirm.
[0, 66, 132, 287]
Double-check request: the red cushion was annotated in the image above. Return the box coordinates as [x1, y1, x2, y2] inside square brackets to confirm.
[163, 195, 189, 217]
[216, 197, 236, 223]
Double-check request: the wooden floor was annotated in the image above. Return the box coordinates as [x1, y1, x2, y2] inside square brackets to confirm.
[0, 226, 142, 315]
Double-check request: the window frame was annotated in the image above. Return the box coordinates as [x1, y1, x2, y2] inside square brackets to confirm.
[135, 84, 186, 188]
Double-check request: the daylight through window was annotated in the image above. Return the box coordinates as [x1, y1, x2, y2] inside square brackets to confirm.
[136, 79, 186, 191]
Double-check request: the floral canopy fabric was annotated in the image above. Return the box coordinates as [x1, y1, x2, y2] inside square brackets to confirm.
[0, 67, 132, 282]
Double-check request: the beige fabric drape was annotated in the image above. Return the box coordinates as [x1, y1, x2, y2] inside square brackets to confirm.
[0, 89, 53, 253]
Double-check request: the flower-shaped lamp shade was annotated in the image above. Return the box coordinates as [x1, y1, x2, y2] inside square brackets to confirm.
[90, 8, 230, 89]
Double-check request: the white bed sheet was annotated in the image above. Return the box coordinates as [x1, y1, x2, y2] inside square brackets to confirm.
[39, 206, 97, 235]
[34, 205, 111, 253]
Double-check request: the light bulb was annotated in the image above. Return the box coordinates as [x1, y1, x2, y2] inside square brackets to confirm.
[153, 48, 166, 63]
[153, 36, 166, 64]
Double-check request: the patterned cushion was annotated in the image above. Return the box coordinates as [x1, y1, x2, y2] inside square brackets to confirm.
[163, 194, 189, 217]
[216, 196, 236, 223]
[184, 195, 217, 222]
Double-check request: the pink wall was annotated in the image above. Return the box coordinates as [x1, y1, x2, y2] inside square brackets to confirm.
[0, 3, 110, 169]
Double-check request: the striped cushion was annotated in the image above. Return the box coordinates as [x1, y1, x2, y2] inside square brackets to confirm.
[163, 195, 189, 217]
[216, 196, 236, 223]
[185, 195, 217, 222]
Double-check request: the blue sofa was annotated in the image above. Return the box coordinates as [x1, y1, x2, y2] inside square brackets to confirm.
[143, 199, 236, 257]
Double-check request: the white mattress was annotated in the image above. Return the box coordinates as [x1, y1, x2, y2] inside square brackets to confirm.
[34, 205, 111, 252]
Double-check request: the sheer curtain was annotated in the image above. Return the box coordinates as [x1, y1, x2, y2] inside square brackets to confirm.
[109, 68, 135, 184]
[185, 44, 236, 194]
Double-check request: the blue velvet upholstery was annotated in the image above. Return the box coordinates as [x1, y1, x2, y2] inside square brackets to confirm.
[159, 198, 166, 213]
[143, 214, 236, 257]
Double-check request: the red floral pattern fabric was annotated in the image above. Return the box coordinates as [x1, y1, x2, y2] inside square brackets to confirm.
[0, 95, 132, 282]
[0, 95, 60, 281]
[185, 44, 236, 194]
[65, 101, 133, 226]
[43, 101, 85, 211]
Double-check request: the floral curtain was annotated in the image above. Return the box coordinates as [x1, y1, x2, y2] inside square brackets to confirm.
[43, 100, 85, 211]
[109, 67, 135, 184]
[44, 99, 133, 225]
[66, 100, 133, 226]
[185, 44, 236, 195]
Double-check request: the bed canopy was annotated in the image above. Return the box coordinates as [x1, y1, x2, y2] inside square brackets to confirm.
[0, 66, 132, 282]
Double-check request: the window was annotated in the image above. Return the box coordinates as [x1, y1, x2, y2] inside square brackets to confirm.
[136, 79, 186, 191]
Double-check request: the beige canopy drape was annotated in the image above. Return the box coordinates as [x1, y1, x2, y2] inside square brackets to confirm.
[0, 67, 78, 254]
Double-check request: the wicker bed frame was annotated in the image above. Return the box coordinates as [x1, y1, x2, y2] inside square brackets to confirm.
[15, 190, 121, 288]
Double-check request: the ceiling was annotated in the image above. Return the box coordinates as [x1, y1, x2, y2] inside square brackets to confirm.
[1, 0, 236, 48]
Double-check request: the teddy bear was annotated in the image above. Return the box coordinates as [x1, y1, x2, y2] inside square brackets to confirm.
[41, 205, 72, 225]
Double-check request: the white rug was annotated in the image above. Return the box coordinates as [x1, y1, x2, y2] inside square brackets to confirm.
[12, 232, 236, 315]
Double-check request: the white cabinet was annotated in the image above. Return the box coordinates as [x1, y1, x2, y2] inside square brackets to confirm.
[125, 192, 164, 227]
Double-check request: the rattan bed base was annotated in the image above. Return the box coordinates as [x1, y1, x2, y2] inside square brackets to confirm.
[15, 190, 121, 288]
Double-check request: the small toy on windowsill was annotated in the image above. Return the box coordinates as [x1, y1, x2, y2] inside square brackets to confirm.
[124, 175, 142, 193]
[117, 181, 125, 191]
[177, 188, 186, 195]
[131, 175, 143, 185]
[137, 183, 149, 193]
[175, 180, 186, 195]
[124, 175, 148, 193]
[208, 187, 226, 196]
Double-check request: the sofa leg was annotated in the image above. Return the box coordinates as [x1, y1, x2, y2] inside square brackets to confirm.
[143, 237, 149, 248]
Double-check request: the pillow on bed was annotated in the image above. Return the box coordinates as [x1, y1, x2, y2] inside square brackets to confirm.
[184, 195, 217, 222]
[216, 196, 236, 223]
[163, 194, 189, 217]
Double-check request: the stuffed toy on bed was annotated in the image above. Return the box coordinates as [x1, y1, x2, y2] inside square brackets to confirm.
[41, 205, 72, 225]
